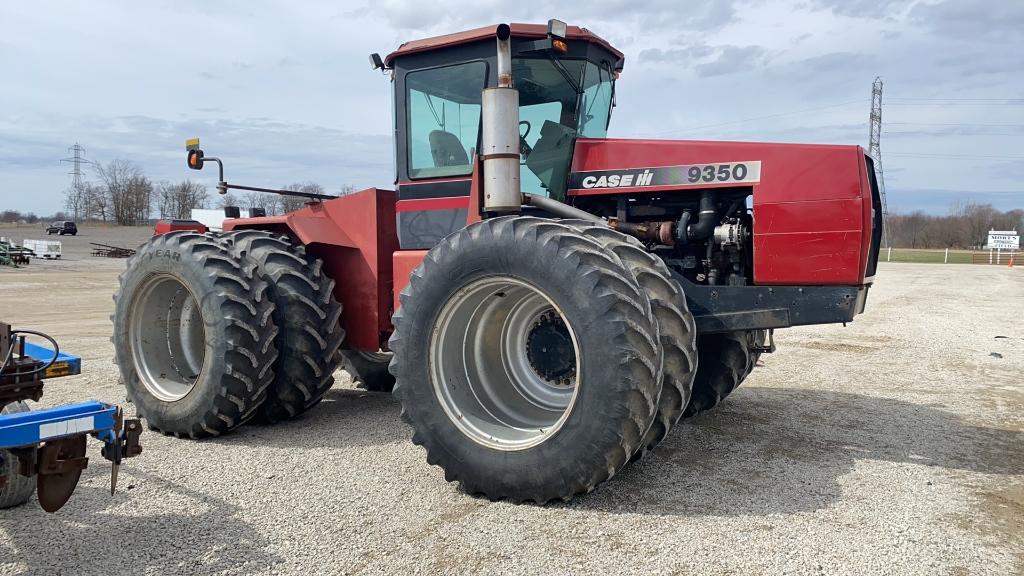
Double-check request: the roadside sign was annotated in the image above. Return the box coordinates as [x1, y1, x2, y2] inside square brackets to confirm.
[986, 230, 1019, 250]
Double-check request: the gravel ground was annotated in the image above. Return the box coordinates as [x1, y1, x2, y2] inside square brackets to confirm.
[0, 234, 1021, 575]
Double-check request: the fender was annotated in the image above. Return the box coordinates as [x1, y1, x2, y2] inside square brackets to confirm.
[225, 188, 399, 351]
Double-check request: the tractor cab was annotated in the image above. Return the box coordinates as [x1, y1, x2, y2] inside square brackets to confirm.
[380, 22, 624, 248]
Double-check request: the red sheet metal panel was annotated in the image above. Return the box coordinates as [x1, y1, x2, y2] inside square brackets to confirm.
[392, 250, 427, 316]
[225, 188, 398, 351]
[570, 138, 871, 285]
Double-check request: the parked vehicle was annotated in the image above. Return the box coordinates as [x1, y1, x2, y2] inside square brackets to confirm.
[46, 221, 77, 236]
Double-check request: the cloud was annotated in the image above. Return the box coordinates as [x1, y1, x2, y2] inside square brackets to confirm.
[695, 45, 770, 77]
[789, 51, 875, 76]
[0, 0, 1021, 216]
[806, 0, 912, 18]
[362, 0, 744, 36]
[638, 44, 716, 64]
[637, 43, 770, 78]
[909, 0, 1024, 41]
[0, 112, 393, 210]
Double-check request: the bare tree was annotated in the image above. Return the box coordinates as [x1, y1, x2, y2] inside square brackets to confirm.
[94, 160, 152, 225]
[216, 192, 240, 209]
[279, 182, 326, 214]
[241, 192, 280, 216]
[157, 180, 209, 219]
[63, 186, 86, 221]
[891, 211, 929, 248]
[84, 183, 108, 221]
[887, 203, 1020, 249]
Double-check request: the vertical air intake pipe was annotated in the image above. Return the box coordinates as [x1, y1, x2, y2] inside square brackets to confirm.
[687, 190, 718, 240]
[481, 24, 522, 213]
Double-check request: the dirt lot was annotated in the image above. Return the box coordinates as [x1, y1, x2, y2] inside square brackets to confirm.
[1, 226, 1021, 575]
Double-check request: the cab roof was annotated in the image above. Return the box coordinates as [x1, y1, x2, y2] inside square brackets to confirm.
[384, 23, 624, 66]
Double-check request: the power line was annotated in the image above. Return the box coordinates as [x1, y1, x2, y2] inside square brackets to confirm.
[647, 100, 864, 137]
[888, 122, 1024, 128]
[887, 152, 1024, 160]
[886, 102, 1024, 106]
[887, 97, 1024, 102]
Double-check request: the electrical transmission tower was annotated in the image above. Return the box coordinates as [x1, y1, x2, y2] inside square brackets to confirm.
[60, 143, 93, 219]
[868, 77, 890, 247]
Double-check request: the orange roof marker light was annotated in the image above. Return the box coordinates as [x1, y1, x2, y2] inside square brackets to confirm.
[185, 138, 204, 170]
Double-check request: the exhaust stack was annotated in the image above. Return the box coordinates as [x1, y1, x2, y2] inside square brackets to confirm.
[481, 24, 522, 213]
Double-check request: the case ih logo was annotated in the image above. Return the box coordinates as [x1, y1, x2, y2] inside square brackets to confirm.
[570, 161, 762, 190]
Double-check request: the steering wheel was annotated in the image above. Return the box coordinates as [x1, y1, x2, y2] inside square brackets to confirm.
[519, 121, 533, 162]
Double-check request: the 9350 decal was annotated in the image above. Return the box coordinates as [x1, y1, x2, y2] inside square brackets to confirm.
[569, 161, 762, 191]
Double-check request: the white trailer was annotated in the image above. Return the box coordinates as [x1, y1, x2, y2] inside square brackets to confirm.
[22, 239, 62, 259]
[190, 208, 253, 232]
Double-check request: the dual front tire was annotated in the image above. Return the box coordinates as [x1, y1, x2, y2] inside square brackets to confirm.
[390, 217, 699, 503]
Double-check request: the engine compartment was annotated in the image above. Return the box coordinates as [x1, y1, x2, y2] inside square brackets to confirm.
[573, 188, 756, 287]
[567, 138, 881, 287]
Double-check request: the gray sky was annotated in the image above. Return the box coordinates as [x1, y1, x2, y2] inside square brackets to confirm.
[1, 0, 1021, 215]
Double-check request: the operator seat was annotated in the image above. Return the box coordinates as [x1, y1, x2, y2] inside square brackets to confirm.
[429, 130, 469, 167]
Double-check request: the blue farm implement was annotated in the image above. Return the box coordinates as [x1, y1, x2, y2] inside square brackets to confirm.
[0, 322, 142, 512]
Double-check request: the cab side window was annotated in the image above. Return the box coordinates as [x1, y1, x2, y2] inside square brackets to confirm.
[406, 62, 486, 179]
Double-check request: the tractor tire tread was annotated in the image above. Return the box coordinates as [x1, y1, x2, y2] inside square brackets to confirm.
[340, 351, 395, 392]
[113, 231, 278, 438]
[684, 329, 766, 417]
[561, 221, 698, 458]
[221, 230, 345, 424]
[0, 402, 36, 509]
[390, 216, 660, 503]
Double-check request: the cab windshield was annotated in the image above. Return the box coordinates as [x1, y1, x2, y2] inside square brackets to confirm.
[514, 58, 614, 199]
[403, 56, 614, 197]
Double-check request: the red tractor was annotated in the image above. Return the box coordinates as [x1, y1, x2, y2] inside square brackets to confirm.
[113, 21, 881, 503]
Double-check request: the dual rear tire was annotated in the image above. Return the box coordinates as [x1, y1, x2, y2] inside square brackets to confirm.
[112, 230, 344, 437]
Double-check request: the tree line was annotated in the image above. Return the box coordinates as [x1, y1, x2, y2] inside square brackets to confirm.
[59, 158, 341, 225]
[63, 159, 198, 225]
[216, 182, 354, 216]
[887, 201, 1022, 249]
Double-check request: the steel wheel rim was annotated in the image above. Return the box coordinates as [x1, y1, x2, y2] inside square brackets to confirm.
[429, 276, 580, 451]
[129, 274, 207, 402]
